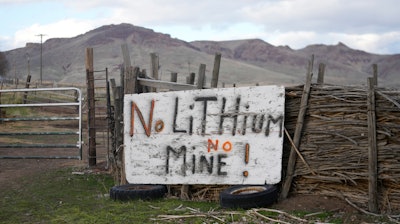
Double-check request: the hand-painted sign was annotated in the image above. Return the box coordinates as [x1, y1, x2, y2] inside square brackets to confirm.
[124, 86, 285, 185]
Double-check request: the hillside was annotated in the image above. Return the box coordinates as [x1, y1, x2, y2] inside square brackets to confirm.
[4, 23, 399, 87]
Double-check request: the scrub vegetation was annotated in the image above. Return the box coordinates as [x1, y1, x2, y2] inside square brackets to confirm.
[1, 167, 393, 223]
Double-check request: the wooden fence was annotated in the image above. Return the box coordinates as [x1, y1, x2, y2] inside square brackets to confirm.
[83, 46, 399, 215]
[282, 82, 400, 214]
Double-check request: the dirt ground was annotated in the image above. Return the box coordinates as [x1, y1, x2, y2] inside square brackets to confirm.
[0, 156, 393, 224]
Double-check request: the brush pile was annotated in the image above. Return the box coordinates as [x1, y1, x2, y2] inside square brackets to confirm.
[284, 84, 400, 214]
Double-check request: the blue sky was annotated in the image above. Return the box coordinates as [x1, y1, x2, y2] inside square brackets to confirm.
[1, 0, 399, 54]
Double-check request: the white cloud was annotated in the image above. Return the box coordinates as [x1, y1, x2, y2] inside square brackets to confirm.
[265, 31, 319, 48]
[328, 32, 400, 54]
[105, 0, 247, 27]
[11, 19, 96, 49]
[1, 0, 399, 54]
[259, 31, 400, 54]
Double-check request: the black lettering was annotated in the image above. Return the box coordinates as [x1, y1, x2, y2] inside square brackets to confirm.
[217, 154, 228, 176]
[219, 97, 240, 136]
[218, 97, 227, 135]
[265, 115, 284, 137]
[173, 97, 186, 133]
[189, 116, 193, 135]
[192, 154, 196, 174]
[232, 97, 240, 136]
[252, 114, 265, 133]
[189, 104, 194, 135]
[195, 96, 217, 135]
[242, 104, 250, 135]
[166, 145, 187, 175]
[199, 155, 214, 174]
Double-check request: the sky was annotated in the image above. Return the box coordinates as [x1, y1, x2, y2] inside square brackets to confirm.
[0, 0, 399, 54]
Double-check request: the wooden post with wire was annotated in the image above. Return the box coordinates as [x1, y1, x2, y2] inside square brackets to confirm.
[85, 48, 96, 166]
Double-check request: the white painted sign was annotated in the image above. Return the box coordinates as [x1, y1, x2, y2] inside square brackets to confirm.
[124, 86, 285, 185]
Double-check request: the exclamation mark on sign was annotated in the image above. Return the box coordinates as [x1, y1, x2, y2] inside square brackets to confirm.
[243, 143, 250, 177]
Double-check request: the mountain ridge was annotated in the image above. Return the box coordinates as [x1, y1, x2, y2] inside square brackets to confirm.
[4, 23, 399, 87]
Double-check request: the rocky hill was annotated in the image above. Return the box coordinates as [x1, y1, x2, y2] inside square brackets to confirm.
[4, 23, 399, 87]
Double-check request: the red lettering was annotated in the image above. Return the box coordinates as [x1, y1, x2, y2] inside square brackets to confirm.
[222, 141, 232, 152]
[207, 139, 218, 152]
[130, 100, 155, 137]
[207, 139, 232, 152]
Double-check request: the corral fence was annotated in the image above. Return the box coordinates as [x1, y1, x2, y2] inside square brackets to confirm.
[81, 45, 400, 215]
[0, 87, 83, 159]
[282, 81, 400, 215]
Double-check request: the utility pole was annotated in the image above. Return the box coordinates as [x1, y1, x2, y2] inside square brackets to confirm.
[26, 53, 30, 77]
[36, 34, 46, 84]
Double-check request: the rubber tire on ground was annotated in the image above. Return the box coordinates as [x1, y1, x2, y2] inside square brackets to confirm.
[109, 184, 167, 201]
[220, 185, 278, 209]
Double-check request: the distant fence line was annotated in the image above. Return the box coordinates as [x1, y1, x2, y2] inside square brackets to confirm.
[0, 77, 86, 89]
[0, 77, 15, 85]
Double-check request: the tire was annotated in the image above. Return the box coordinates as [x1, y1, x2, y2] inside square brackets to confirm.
[220, 185, 278, 209]
[110, 184, 167, 201]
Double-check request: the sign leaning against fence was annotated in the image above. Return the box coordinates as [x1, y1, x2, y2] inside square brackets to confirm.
[124, 86, 285, 185]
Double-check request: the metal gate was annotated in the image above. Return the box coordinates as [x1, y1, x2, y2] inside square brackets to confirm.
[0, 87, 82, 159]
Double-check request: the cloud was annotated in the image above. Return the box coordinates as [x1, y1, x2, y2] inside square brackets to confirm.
[11, 19, 95, 49]
[329, 32, 400, 54]
[241, 0, 400, 33]
[104, 0, 247, 27]
[259, 30, 400, 54]
[1, 0, 399, 54]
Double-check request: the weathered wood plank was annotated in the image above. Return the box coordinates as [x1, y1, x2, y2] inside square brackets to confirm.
[85, 48, 96, 166]
[211, 53, 221, 88]
[281, 56, 314, 199]
[124, 66, 138, 94]
[197, 64, 206, 89]
[138, 78, 199, 91]
[150, 53, 159, 92]
[317, 63, 325, 84]
[372, 64, 378, 86]
[367, 77, 378, 213]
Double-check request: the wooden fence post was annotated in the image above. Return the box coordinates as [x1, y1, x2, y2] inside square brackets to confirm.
[211, 53, 221, 88]
[187, 72, 195, 85]
[125, 66, 137, 94]
[317, 63, 325, 84]
[281, 55, 314, 199]
[367, 77, 378, 213]
[150, 53, 159, 92]
[110, 78, 125, 184]
[197, 64, 206, 89]
[114, 44, 136, 185]
[85, 48, 96, 166]
[23, 74, 31, 104]
[372, 64, 378, 86]
[170, 72, 178, 83]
